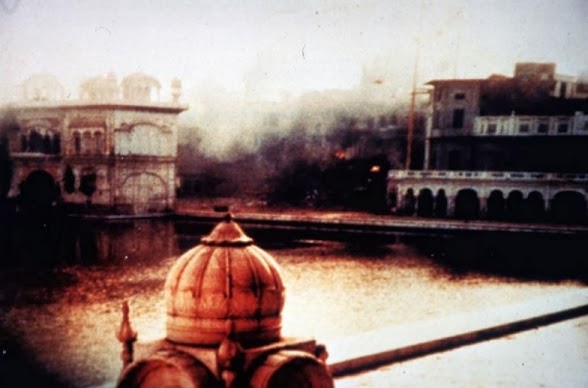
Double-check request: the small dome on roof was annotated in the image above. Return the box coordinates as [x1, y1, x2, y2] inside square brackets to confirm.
[121, 73, 161, 102]
[21, 74, 64, 101]
[165, 214, 285, 346]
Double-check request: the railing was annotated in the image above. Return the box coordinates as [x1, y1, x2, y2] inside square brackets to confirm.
[472, 113, 588, 136]
[388, 169, 588, 182]
[11, 152, 62, 160]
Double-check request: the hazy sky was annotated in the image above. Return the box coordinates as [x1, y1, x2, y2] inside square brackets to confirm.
[1, 0, 587, 105]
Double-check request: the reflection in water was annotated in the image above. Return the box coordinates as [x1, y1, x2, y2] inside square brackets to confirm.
[71, 219, 178, 265]
[0, 217, 585, 387]
[1, 215, 184, 267]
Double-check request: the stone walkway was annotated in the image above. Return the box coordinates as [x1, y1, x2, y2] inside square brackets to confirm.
[332, 289, 588, 387]
[337, 314, 588, 387]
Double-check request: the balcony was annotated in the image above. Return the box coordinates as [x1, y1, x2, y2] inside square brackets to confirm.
[388, 169, 588, 183]
[472, 112, 588, 136]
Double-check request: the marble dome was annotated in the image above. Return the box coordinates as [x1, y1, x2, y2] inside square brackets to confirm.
[164, 214, 285, 346]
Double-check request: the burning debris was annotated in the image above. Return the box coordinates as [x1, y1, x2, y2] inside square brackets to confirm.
[177, 108, 425, 212]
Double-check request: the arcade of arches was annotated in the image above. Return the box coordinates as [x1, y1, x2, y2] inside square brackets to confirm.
[20, 129, 61, 154]
[18, 128, 108, 156]
[72, 130, 105, 155]
[393, 186, 587, 224]
[14, 166, 172, 214]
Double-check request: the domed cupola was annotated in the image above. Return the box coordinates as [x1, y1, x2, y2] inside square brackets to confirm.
[164, 214, 285, 346]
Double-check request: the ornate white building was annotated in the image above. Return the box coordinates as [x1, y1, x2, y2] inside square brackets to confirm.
[1, 73, 187, 214]
[388, 63, 588, 224]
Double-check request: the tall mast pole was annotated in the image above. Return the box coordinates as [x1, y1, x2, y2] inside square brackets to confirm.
[405, 59, 418, 170]
[405, 1, 424, 171]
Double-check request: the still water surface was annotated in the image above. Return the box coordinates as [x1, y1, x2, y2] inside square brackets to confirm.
[0, 218, 583, 387]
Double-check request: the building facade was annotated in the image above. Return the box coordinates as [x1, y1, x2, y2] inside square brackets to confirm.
[388, 63, 588, 223]
[1, 73, 187, 214]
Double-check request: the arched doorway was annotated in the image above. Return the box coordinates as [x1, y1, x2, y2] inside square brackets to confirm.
[434, 189, 447, 217]
[550, 191, 587, 224]
[402, 188, 416, 216]
[525, 191, 545, 222]
[20, 170, 59, 209]
[506, 191, 524, 221]
[417, 188, 434, 217]
[121, 172, 168, 213]
[454, 189, 480, 220]
[387, 186, 398, 211]
[486, 190, 505, 220]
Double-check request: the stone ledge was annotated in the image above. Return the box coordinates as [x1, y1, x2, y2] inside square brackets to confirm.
[328, 289, 588, 377]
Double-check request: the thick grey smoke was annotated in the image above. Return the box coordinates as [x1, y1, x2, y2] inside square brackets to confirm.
[179, 58, 413, 159]
[176, 76, 429, 205]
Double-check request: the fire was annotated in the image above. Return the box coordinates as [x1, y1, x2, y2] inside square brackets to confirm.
[370, 165, 381, 173]
[334, 150, 346, 160]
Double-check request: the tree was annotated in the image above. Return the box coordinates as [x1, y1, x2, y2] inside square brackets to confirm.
[79, 170, 97, 204]
[0, 135, 13, 200]
[0, 109, 17, 199]
[64, 165, 75, 194]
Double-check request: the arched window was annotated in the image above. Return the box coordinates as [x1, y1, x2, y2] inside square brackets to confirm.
[42, 133, 52, 154]
[20, 134, 28, 152]
[82, 132, 92, 154]
[73, 131, 81, 154]
[29, 130, 43, 152]
[52, 133, 61, 154]
[94, 132, 104, 154]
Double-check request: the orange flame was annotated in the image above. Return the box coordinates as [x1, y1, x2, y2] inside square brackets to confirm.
[334, 150, 346, 160]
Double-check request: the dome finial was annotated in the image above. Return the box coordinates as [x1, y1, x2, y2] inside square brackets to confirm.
[200, 214, 253, 246]
[165, 217, 285, 346]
